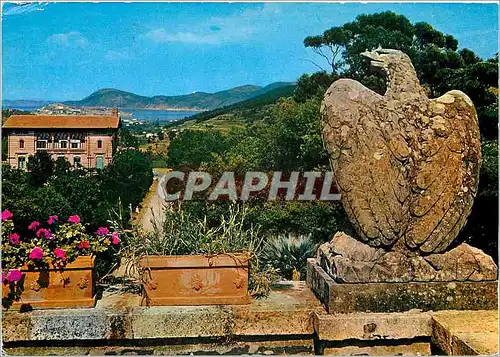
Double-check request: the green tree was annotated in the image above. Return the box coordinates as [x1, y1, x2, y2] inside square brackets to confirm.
[458, 141, 498, 260]
[460, 48, 481, 66]
[262, 97, 329, 172]
[304, 27, 350, 74]
[167, 130, 228, 169]
[293, 72, 336, 103]
[435, 61, 498, 139]
[54, 157, 71, 176]
[103, 149, 153, 210]
[27, 151, 54, 187]
[118, 127, 140, 148]
[303, 11, 497, 140]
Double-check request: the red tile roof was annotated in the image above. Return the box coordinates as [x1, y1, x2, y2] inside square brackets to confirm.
[2, 115, 120, 129]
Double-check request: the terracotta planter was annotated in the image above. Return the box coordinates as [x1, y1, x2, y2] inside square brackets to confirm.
[140, 253, 250, 306]
[2, 256, 95, 310]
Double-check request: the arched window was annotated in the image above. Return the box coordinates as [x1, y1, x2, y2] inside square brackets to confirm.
[19, 139, 24, 149]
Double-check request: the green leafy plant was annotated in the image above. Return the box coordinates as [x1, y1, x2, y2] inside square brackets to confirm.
[260, 234, 318, 281]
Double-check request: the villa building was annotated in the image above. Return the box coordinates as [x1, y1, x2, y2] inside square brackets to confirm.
[3, 109, 120, 170]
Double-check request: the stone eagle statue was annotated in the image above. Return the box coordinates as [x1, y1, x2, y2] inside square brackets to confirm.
[318, 49, 496, 282]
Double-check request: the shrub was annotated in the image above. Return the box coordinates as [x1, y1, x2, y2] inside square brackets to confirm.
[129, 203, 262, 257]
[119, 203, 278, 298]
[260, 234, 317, 280]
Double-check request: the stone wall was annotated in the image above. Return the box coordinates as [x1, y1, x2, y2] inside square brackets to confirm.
[2, 282, 497, 355]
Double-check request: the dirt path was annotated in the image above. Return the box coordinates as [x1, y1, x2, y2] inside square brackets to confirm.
[139, 171, 167, 232]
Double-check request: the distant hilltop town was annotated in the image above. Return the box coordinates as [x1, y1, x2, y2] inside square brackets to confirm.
[36, 103, 144, 126]
[37, 103, 117, 116]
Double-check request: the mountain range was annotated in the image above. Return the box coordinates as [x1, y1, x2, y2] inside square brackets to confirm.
[62, 82, 294, 111]
[3, 82, 294, 111]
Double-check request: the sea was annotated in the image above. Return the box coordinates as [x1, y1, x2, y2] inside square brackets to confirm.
[122, 108, 201, 122]
[3, 105, 201, 123]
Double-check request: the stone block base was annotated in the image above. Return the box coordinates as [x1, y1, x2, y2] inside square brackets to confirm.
[306, 258, 498, 313]
[4, 336, 315, 356]
[431, 310, 498, 355]
[320, 340, 431, 356]
[3, 279, 498, 355]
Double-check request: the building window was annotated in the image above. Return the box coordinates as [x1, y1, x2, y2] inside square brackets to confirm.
[60, 140, 68, 149]
[73, 156, 81, 168]
[19, 140, 24, 149]
[36, 140, 47, 149]
[96, 156, 104, 169]
[18, 156, 26, 170]
[97, 140, 103, 149]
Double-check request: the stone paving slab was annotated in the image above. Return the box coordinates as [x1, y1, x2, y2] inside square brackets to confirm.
[314, 310, 432, 341]
[431, 310, 499, 355]
[3, 281, 498, 356]
[321, 341, 431, 356]
[233, 281, 324, 336]
[2, 281, 321, 343]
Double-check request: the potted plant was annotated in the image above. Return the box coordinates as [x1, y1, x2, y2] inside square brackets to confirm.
[121, 203, 278, 306]
[1, 210, 121, 310]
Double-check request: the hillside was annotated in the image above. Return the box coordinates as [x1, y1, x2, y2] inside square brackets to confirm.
[169, 83, 297, 131]
[64, 82, 294, 110]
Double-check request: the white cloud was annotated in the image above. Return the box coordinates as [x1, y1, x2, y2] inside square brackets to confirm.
[142, 28, 168, 43]
[140, 4, 281, 46]
[142, 28, 220, 45]
[3, 2, 48, 16]
[104, 49, 132, 61]
[46, 31, 89, 48]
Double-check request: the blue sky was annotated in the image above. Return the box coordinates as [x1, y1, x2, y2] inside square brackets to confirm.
[2, 2, 498, 101]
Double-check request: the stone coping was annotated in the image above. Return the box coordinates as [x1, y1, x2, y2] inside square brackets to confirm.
[2, 281, 323, 343]
[431, 310, 499, 355]
[2, 281, 498, 356]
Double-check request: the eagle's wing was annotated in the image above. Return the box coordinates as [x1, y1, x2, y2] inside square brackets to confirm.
[406, 90, 482, 253]
[321, 79, 411, 248]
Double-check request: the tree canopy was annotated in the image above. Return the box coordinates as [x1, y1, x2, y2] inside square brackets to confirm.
[301, 10, 498, 140]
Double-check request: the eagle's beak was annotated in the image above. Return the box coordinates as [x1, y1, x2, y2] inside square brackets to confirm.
[361, 50, 385, 69]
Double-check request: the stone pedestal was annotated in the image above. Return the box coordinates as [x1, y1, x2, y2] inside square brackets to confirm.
[306, 258, 498, 313]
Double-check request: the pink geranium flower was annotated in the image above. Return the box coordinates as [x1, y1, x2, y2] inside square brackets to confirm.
[111, 231, 121, 245]
[68, 215, 80, 224]
[9, 233, 21, 245]
[53, 248, 66, 260]
[78, 240, 90, 249]
[48, 215, 58, 225]
[36, 228, 52, 239]
[7, 269, 22, 283]
[29, 247, 44, 260]
[2, 210, 13, 221]
[96, 227, 109, 236]
[28, 221, 40, 230]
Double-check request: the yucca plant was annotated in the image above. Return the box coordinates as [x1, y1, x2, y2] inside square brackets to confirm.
[261, 234, 317, 281]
